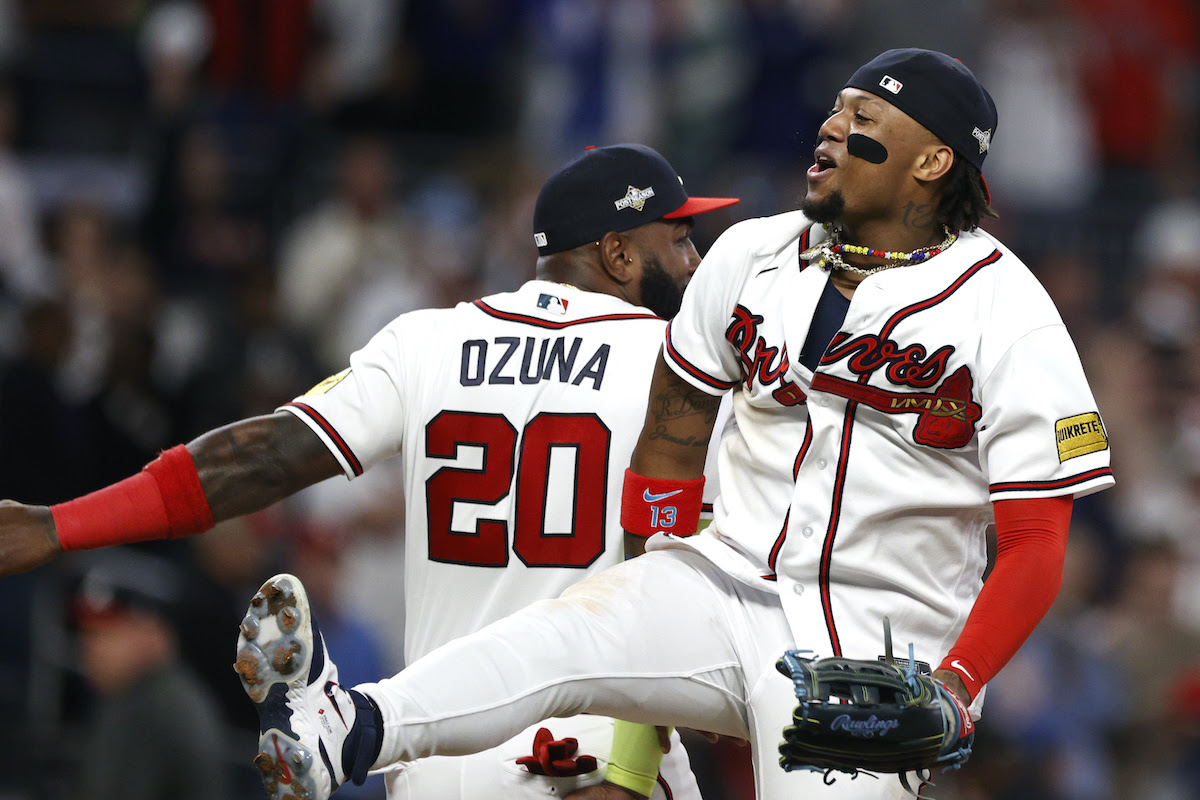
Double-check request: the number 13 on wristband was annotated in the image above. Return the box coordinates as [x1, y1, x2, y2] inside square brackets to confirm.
[620, 468, 705, 539]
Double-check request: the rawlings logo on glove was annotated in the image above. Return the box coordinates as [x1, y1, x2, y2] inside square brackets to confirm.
[775, 625, 974, 786]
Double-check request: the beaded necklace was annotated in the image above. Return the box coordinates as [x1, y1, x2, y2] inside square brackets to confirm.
[801, 226, 958, 276]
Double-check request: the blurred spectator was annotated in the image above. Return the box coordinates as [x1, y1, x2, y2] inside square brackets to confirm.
[305, 0, 400, 126]
[728, 0, 836, 165]
[1103, 539, 1200, 799]
[1067, 0, 1200, 316]
[978, 0, 1096, 260]
[398, 0, 521, 138]
[204, 0, 312, 103]
[835, 0, 985, 79]
[655, 0, 751, 175]
[139, 1, 212, 121]
[175, 516, 278, 739]
[277, 134, 424, 369]
[1130, 198, 1200, 354]
[0, 78, 53, 332]
[0, 298, 86, 503]
[71, 549, 231, 800]
[149, 124, 266, 295]
[16, 0, 147, 156]
[48, 200, 117, 403]
[983, 525, 1127, 800]
[517, 0, 659, 163]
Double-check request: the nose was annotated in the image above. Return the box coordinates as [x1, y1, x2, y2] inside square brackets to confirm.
[686, 240, 701, 273]
[817, 110, 847, 144]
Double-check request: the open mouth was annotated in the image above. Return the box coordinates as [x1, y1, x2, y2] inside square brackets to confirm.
[807, 152, 837, 179]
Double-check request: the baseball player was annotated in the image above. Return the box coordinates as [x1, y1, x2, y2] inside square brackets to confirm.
[0, 144, 739, 799]
[202, 49, 1113, 800]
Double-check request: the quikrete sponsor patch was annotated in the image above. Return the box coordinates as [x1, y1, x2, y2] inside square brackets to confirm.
[1055, 412, 1108, 462]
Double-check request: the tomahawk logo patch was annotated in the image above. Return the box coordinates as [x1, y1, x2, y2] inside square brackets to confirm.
[1055, 412, 1108, 462]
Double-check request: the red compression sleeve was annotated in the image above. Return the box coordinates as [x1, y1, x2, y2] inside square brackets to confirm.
[50, 445, 215, 551]
[938, 495, 1073, 699]
[620, 468, 705, 538]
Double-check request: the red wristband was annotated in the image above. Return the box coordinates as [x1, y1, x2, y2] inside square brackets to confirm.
[51, 445, 215, 551]
[620, 468, 705, 538]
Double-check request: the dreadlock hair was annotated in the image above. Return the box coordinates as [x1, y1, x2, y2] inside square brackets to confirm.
[937, 155, 997, 233]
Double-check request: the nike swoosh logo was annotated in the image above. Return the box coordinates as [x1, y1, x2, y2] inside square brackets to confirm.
[274, 737, 293, 785]
[643, 489, 683, 503]
[950, 660, 974, 681]
[324, 681, 349, 728]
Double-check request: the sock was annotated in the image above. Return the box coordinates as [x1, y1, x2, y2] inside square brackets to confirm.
[344, 690, 384, 785]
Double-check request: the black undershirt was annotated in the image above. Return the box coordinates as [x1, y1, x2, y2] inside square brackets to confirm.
[800, 278, 851, 372]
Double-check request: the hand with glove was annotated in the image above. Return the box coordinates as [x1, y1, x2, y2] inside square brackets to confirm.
[516, 727, 599, 777]
[775, 649, 975, 779]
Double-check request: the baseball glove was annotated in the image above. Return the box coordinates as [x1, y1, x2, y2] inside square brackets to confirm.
[775, 649, 975, 778]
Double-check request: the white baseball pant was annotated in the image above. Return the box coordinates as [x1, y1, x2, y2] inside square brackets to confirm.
[357, 549, 915, 799]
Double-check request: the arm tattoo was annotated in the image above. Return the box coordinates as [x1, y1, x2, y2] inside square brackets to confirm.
[651, 380, 722, 427]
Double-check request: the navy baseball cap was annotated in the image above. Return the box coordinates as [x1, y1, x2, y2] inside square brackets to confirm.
[845, 49, 998, 172]
[533, 144, 739, 256]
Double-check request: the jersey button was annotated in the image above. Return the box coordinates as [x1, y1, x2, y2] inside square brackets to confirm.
[793, 583, 805, 595]
[816, 458, 828, 469]
[801, 526, 814, 537]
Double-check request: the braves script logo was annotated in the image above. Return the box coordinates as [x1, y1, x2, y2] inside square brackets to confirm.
[817, 332, 981, 449]
[725, 305, 806, 406]
[831, 714, 901, 737]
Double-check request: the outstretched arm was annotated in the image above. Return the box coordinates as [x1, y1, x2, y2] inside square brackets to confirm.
[624, 352, 723, 556]
[0, 411, 340, 576]
[191, 411, 342, 521]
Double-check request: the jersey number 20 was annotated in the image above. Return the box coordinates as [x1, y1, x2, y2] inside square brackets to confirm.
[425, 411, 610, 568]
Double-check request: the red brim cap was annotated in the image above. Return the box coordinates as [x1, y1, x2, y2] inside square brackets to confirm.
[663, 196, 740, 219]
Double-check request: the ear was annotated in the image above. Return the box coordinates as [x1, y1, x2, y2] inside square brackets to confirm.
[914, 144, 955, 182]
[597, 231, 636, 284]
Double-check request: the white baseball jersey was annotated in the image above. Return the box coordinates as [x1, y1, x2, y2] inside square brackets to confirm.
[280, 279, 705, 799]
[283, 280, 675, 663]
[658, 210, 1114, 677]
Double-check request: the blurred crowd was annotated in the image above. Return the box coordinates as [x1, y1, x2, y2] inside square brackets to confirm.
[0, 1, 1197, 798]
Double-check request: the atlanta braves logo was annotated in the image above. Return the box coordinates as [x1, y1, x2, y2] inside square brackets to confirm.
[725, 305, 806, 406]
[822, 332, 954, 388]
[817, 331, 980, 448]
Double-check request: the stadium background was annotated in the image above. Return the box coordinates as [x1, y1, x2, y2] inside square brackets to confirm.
[0, 1, 1197, 798]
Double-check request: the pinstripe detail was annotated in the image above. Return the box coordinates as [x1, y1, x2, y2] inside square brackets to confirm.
[815, 248, 1002, 656]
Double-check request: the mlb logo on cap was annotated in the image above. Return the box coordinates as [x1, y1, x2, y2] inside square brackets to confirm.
[879, 75, 903, 94]
[537, 293, 569, 315]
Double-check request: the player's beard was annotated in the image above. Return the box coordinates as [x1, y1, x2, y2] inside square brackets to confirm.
[801, 188, 846, 224]
[639, 254, 686, 320]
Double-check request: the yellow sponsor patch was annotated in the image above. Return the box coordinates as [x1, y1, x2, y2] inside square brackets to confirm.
[1055, 412, 1108, 462]
[304, 368, 350, 396]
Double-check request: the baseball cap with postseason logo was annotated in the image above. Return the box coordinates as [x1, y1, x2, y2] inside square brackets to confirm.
[845, 48, 998, 173]
[533, 143, 739, 256]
